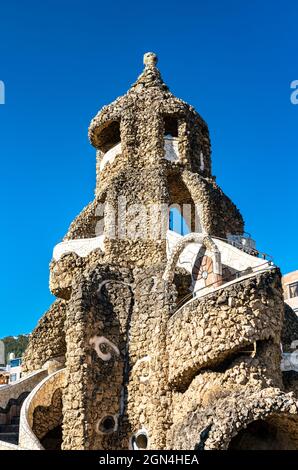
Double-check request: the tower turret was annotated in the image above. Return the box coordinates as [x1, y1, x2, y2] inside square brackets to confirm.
[55, 53, 243, 267]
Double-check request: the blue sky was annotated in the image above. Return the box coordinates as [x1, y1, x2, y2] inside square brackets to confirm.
[0, 0, 297, 336]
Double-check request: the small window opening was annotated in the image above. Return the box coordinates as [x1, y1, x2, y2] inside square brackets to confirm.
[98, 121, 121, 153]
[164, 116, 178, 138]
[98, 415, 116, 434]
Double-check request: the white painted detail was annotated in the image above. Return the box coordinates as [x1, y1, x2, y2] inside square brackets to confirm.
[100, 142, 121, 171]
[200, 151, 205, 171]
[53, 235, 105, 261]
[164, 137, 179, 162]
[130, 428, 149, 450]
[133, 356, 151, 383]
[89, 335, 120, 361]
[97, 279, 132, 295]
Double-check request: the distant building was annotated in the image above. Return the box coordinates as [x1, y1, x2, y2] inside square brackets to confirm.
[0, 369, 9, 386]
[0, 340, 5, 367]
[282, 270, 298, 314]
[6, 354, 22, 383]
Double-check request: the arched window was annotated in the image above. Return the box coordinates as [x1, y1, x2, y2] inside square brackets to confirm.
[97, 121, 121, 172]
[167, 173, 202, 233]
[97, 120, 121, 153]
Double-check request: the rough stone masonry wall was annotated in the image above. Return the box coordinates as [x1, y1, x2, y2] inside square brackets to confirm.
[168, 338, 283, 449]
[166, 270, 296, 450]
[126, 266, 174, 450]
[33, 388, 63, 442]
[50, 249, 104, 299]
[168, 386, 298, 450]
[102, 165, 169, 266]
[167, 269, 284, 389]
[62, 264, 133, 450]
[22, 301, 67, 374]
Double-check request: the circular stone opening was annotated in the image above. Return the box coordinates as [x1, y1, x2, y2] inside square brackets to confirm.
[98, 415, 116, 434]
[131, 430, 149, 449]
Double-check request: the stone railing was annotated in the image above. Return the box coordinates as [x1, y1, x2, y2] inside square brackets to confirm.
[19, 368, 66, 450]
[0, 369, 47, 411]
[167, 269, 284, 389]
[53, 235, 105, 262]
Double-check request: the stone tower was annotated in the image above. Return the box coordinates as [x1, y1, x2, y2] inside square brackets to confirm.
[11, 53, 298, 451]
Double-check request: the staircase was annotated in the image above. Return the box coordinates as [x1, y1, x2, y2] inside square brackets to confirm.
[0, 411, 20, 445]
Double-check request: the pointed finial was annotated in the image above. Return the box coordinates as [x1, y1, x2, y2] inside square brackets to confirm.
[143, 52, 158, 67]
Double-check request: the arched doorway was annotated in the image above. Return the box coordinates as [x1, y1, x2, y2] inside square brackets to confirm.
[228, 416, 298, 450]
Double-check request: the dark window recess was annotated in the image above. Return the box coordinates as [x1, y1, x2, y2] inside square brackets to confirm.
[164, 116, 178, 137]
[98, 121, 121, 153]
[99, 415, 116, 433]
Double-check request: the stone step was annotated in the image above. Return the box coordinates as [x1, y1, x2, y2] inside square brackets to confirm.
[0, 432, 18, 444]
[11, 416, 20, 425]
[0, 424, 19, 433]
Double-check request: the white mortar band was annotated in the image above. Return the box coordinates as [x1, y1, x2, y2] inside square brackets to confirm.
[100, 142, 122, 172]
[89, 335, 120, 361]
[53, 235, 105, 261]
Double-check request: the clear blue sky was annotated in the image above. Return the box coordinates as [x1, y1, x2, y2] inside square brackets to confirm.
[0, 0, 297, 337]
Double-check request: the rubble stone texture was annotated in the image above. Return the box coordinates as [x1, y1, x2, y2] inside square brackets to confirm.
[19, 53, 298, 450]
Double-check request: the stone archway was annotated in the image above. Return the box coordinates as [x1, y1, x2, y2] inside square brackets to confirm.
[166, 388, 298, 450]
[207, 390, 298, 450]
[163, 233, 222, 286]
[228, 416, 298, 450]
